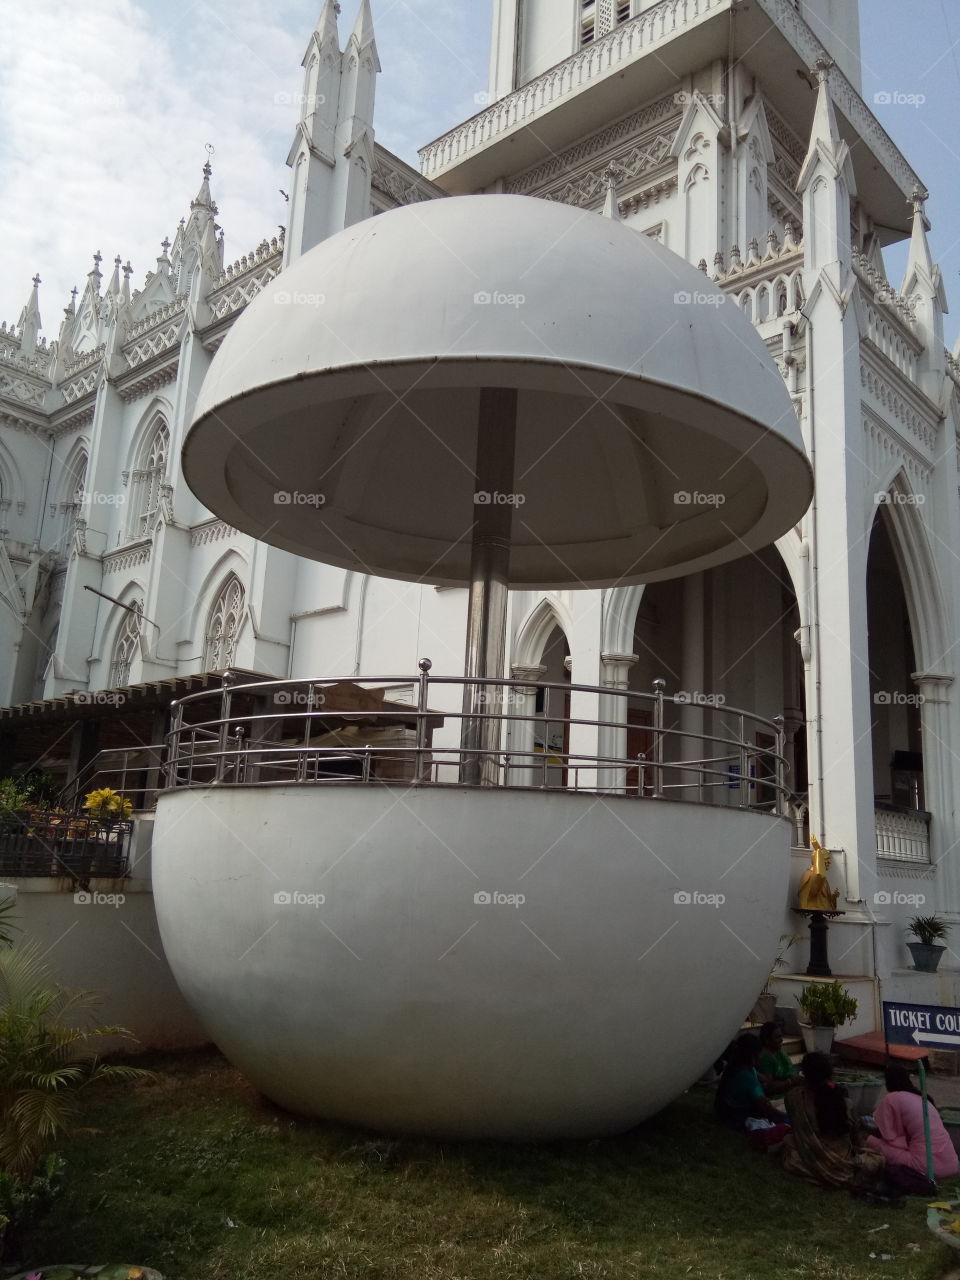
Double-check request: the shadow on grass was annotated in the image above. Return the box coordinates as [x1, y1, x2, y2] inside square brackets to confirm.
[24, 1048, 958, 1280]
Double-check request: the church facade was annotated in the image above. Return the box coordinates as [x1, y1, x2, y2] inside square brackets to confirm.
[1, 0, 959, 1014]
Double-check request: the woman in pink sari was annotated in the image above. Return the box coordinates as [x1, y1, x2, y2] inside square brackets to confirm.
[866, 1066, 958, 1187]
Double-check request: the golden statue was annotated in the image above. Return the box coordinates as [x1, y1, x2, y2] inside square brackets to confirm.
[797, 836, 840, 911]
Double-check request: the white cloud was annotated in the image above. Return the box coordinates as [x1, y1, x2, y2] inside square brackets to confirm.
[0, 0, 489, 334]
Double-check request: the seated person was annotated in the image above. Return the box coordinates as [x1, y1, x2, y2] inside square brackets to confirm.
[715, 1034, 791, 1142]
[782, 1052, 885, 1192]
[866, 1065, 958, 1191]
[757, 1021, 798, 1095]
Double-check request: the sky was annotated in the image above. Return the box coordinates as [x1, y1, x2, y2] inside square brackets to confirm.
[1, 0, 959, 345]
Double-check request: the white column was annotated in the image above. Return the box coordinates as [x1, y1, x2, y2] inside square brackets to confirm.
[599, 652, 638, 793]
[913, 672, 955, 880]
[508, 664, 544, 787]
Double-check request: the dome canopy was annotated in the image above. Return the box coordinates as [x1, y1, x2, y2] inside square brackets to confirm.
[184, 195, 812, 588]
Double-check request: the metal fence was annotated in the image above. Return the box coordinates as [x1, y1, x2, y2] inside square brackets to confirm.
[0, 810, 133, 879]
[164, 665, 789, 813]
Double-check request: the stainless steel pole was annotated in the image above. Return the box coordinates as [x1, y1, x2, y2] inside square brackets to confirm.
[461, 387, 518, 786]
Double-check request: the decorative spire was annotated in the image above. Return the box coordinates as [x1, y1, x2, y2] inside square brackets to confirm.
[65, 286, 78, 317]
[798, 56, 843, 190]
[107, 254, 122, 297]
[17, 274, 42, 355]
[191, 144, 218, 213]
[317, 0, 341, 49]
[88, 250, 103, 289]
[901, 185, 946, 319]
[350, 0, 377, 57]
[121, 261, 133, 306]
[602, 164, 623, 222]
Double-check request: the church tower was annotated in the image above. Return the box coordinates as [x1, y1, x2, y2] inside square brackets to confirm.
[489, 1, 861, 100]
[284, 0, 380, 266]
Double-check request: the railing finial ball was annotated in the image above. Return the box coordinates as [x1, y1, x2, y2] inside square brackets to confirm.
[418, 657, 432, 673]
[773, 714, 785, 727]
[652, 677, 667, 693]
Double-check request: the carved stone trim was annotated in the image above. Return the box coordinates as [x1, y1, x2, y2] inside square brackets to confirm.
[190, 519, 238, 547]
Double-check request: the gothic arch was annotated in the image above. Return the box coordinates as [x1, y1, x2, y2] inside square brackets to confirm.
[203, 574, 247, 672]
[601, 585, 646, 656]
[0, 439, 26, 515]
[870, 471, 949, 674]
[513, 596, 573, 671]
[127, 413, 171, 540]
[105, 587, 145, 688]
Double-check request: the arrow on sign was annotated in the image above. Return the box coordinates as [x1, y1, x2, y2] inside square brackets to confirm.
[912, 1029, 960, 1046]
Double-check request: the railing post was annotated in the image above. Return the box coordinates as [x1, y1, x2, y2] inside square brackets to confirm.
[652, 678, 666, 799]
[739, 713, 749, 808]
[167, 700, 182, 788]
[234, 727, 246, 783]
[773, 714, 785, 815]
[416, 658, 432, 782]
[216, 675, 235, 783]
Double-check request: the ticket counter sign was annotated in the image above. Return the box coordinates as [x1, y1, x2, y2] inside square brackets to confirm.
[883, 1000, 960, 1047]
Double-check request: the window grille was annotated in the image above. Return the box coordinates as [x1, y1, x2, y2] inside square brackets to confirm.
[204, 576, 246, 671]
[110, 605, 141, 687]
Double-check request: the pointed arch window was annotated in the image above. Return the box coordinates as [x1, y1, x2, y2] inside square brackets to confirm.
[131, 419, 170, 539]
[110, 604, 142, 688]
[203, 576, 245, 671]
[60, 453, 87, 552]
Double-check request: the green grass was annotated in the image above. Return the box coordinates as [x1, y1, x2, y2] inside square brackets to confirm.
[22, 1048, 959, 1279]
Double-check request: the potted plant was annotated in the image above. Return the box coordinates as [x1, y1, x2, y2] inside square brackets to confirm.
[907, 915, 950, 973]
[796, 980, 858, 1053]
[749, 933, 801, 1024]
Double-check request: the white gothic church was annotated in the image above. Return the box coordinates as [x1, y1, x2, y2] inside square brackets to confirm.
[1, 0, 959, 1039]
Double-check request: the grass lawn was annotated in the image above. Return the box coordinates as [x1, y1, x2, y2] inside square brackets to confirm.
[24, 1048, 960, 1279]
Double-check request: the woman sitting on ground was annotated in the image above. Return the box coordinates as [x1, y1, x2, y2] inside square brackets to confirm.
[865, 1065, 958, 1192]
[782, 1052, 885, 1191]
[715, 1034, 791, 1142]
[757, 1021, 799, 1096]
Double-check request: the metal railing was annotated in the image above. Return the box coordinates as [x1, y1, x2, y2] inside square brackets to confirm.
[60, 745, 166, 813]
[0, 810, 133, 879]
[163, 666, 788, 813]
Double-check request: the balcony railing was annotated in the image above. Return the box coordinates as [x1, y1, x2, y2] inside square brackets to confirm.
[164, 669, 788, 813]
[418, 0, 727, 178]
[0, 810, 133, 879]
[876, 805, 931, 864]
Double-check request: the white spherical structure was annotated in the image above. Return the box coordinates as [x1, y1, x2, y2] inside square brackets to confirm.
[160, 195, 812, 1140]
[154, 785, 788, 1139]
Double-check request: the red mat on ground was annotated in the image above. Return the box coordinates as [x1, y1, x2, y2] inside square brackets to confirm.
[835, 1032, 928, 1066]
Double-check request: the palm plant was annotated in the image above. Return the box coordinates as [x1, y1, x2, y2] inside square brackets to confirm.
[908, 915, 949, 946]
[0, 943, 150, 1179]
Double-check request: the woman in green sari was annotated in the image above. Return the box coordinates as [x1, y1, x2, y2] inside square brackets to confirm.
[782, 1053, 885, 1191]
